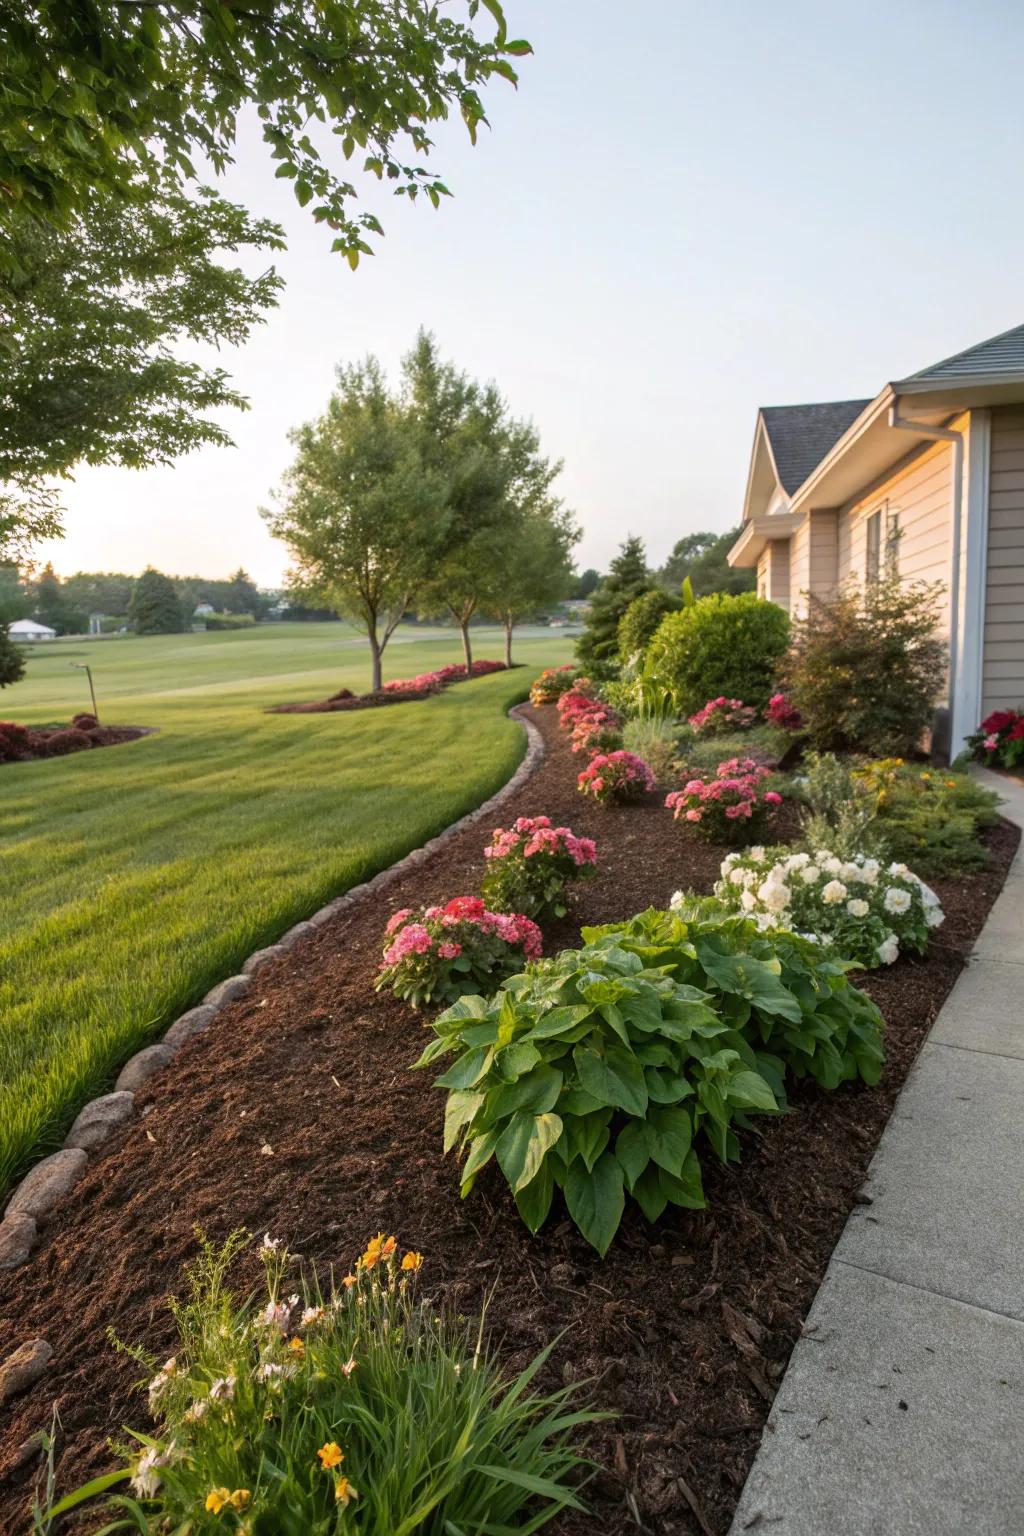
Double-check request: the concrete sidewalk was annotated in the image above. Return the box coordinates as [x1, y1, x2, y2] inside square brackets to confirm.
[730, 769, 1024, 1536]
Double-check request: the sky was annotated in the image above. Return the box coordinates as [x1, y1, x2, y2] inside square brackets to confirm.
[37, 0, 1024, 588]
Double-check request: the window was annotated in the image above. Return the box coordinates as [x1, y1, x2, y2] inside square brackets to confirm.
[865, 502, 899, 582]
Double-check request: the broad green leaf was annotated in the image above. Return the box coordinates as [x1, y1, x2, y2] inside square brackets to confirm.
[562, 1110, 611, 1172]
[614, 1121, 649, 1189]
[443, 1089, 485, 1152]
[460, 1126, 501, 1194]
[514, 1161, 554, 1233]
[435, 1044, 492, 1090]
[645, 1064, 696, 1103]
[658, 1151, 705, 1210]
[644, 1104, 693, 1176]
[565, 1151, 625, 1256]
[727, 1069, 778, 1113]
[486, 1064, 562, 1121]
[632, 1162, 669, 1223]
[526, 1004, 591, 1038]
[491, 1039, 542, 1082]
[697, 943, 803, 1022]
[496, 1111, 563, 1194]
[573, 1043, 648, 1117]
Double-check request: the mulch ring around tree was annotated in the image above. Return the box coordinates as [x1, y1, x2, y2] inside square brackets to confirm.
[0, 704, 1017, 1535]
[0, 715, 152, 765]
[268, 659, 517, 713]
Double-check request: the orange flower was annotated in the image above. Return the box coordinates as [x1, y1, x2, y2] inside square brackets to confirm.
[334, 1476, 358, 1506]
[360, 1233, 397, 1270]
[401, 1251, 423, 1272]
[287, 1336, 305, 1357]
[317, 1442, 344, 1471]
[342, 1273, 357, 1289]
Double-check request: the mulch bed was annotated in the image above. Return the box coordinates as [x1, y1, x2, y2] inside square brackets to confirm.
[0, 716, 150, 765]
[0, 704, 1017, 1535]
[269, 661, 518, 713]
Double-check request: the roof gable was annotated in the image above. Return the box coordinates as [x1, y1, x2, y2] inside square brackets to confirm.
[760, 399, 871, 495]
[900, 322, 1024, 387]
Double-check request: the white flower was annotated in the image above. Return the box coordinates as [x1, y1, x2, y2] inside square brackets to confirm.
[919, 882, 942, 909]
[131, 1446, 166, 1498]
[884, 887, 912, 915]
[301, 1306, 324, 1328]
[260, 1233, 282, 1254]
[748, 846, 766, 862]
[260, 1299, 293, 1333]
[877, 934, 900, 965]
[184, 1399, 209, 1423]
[822, 880, 848, 904]
[822, 856, 843, 876]
[786, 851, 811, 869]
[814, 849, 833, 864]
[888, 862, 911, 878]
[759, 881, 791, 914]
[740, 889, 757, 912]
[721, 853, 740, 871]
[839, 862, 862, 884]
[754, 912, 776, 931]
[209, 1375, 235, 1402]
[846, 898, 870, 918]
[728, 867, 747, 885]
[926, 906, 945, 928]
[669, 890, 685, 910]
[799, 865, 821, 884]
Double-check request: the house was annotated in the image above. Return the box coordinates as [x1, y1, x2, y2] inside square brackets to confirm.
[9, 619, 56, 642]
[728, 321, 1024, 756]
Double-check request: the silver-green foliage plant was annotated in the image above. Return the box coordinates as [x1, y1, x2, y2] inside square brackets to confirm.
[416, 912, 884, 1255]
[43, 1232, 600, 1535]
[798, 750, 883, 858]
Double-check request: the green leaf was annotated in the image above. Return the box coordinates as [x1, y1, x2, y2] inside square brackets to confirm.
[573, 1043, 648, 1116]
[645, 1064, 695, 1103]
[491, 1039, 542, 1082]
[644, 1104, 693, 1176]
[632, 1162, 669, 1223]
[698, 943, 803, 1022]
[614, 1121, 650, 1189]
[565, 1151, 625, 1256]
[658, 1151, 705, 1210]
[460, 1126, 501, 1194]
[504, 38, 534, 55]
[486, 1064, 562, 1121]
[562, 1111, 611, 1173]
[443, 1089, 485, 1152]
[727, 1069, 778, 1113]
[514, 1160, 554, 1233]
[496, 1111, 563, 1193]
[435, 1045, 493, 1090]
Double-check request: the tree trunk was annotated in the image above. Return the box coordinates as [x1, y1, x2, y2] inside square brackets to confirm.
[504, 614, 514, 668]
[368, 629, 383, 693]
[460, 617, 473, 675]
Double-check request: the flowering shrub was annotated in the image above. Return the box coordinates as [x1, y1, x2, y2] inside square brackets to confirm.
[382, 659, 505, 694]
[705, 846, 944, 969]
[529, 664, 578, 705]
[569, 704, 623, 755]
[967, 707, 1024, 771]
[48, 1231, 596, 1531]
[577, 750, 656, 804]
[851, 758, 998, 876]
[555, 678, 601, 727]
[665, 758, 783, 844]
[481, 816, 597, 920]
[418, 911, 882, 1254]
[688, 696, 757, 735]
[765, 693, 803, 732]
[376, 897, 542, 1007]
[0, 721, 30, 763]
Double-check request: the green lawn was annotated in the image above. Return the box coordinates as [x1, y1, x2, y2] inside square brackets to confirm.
[0, 623, 573, 1195]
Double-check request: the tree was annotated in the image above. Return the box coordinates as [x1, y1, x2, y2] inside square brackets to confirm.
[659, 527, 755, 598]
[617, 588, 683, 664]
[265, 357, 447, 692]
[570, 567, 601, 600]
[406, 333, 563, 674]
[129, 568, 185, 636]
[0, 184, 284, 554]
[1, 3, 530, 269]
[481, 504, 578, 666]
[225, 569, 264, 618]
[0, 625, 24, 688]
[0, 564, 28, 626]
[61, 572, 136, 619]
[575, 536, 653, 676]
[31, 563, 85, 635]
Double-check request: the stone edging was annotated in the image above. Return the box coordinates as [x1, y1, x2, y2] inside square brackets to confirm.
[0, 705, 544, 1278]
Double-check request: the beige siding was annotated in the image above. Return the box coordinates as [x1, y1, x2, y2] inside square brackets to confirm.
[789, 511, 837, 616]
[836, 436, 954, 632]
[982, 407, 1024, 714]
[756, 547, 769, 601]
[768, 540, 790, 611]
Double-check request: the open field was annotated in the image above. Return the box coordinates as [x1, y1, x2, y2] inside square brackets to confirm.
[0, 622, 573, 1194]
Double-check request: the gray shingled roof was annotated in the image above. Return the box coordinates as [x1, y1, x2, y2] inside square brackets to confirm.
[760, 399, 871, 495]
[900, 321, 1024, 385]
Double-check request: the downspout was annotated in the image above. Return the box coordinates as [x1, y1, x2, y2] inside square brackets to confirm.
[888, 405, 965, 753]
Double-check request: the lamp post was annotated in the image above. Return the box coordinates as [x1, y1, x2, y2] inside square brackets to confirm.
[70, 662, 99, 723]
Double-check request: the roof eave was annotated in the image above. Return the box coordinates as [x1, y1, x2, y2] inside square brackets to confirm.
[787, 386, 895, 514]
[727, 512, 805, 568]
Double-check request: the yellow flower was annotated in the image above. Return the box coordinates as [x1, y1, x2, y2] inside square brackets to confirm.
[287, 1336, 305, 1357]
[401, 1251, 423, 1272]
[359, 1232, 396, 1270]
[205, 1488, 231, 1514]
[946, 779, 957, 788]
[317, 1442, 344, 1471]
[229, 1489, 251, 1510]
[920, 771, 931, 781]
[342, 1273, 357, 1289]
[334, 1476, 358, 1506]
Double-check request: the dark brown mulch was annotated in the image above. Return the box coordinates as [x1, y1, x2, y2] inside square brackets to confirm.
[268, 662, 517, 713]
[0, 718, 150, 765]
[0, 705, 1017, 1536]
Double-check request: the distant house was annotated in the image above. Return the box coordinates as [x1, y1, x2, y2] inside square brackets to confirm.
[728, 321, 1024, 756]
[194, 602, 215, 617]
[9, 619, 56, 642]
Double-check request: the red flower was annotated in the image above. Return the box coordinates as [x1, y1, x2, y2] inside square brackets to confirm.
[981, 709, 1019, 735]
[442, 896, 486, 921]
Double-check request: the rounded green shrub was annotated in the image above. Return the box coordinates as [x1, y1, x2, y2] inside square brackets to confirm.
[643, 592, 790, 715]
[617, 588, 682, 664]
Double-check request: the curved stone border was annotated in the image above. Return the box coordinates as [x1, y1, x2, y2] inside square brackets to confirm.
[0, 705, 544, 1276]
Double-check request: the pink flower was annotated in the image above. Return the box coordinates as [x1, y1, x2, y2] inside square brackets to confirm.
[685, 808, 702, 822]
[437, 941, 462, 959]
[724, 804, 742, 819]
[764, 791, 782, 805]
[984, 734, 999, 751]
[385, 908, 412, 936]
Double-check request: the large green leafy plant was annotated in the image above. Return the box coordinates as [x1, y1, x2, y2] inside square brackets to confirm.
[417, 913, 884, 1254]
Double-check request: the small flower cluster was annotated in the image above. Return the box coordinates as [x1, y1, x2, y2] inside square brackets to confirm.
[569, 704, 624, 755]
[665, 758, 783, 844]
[382, 659, 505, 695]
[703, 846, 943, 968]
[577, 750, 656, 805]
[376, 897, 543, 1007]
[482, 815, 597, 920]
[529, 664, 579, 705]
[688, 696, 757, 735]
[765, 692, 803, 732]
[968, 707, 1024, 771]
